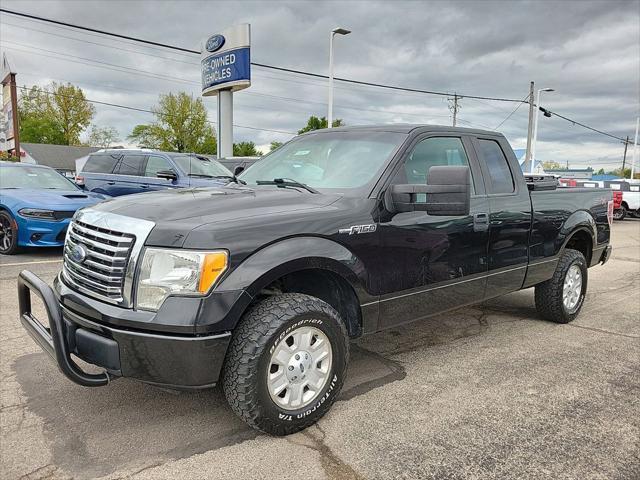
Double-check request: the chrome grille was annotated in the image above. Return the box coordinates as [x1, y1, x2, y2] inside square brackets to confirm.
[63, 219, 135, 304]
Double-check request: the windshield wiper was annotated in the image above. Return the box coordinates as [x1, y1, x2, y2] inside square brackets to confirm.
[188, 173, 215, 178]
[256, 178, 319, 194]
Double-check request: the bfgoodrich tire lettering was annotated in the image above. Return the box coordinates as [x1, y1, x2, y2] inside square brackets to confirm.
[222, 293, 349, 436]
[535, 249, 588, 324]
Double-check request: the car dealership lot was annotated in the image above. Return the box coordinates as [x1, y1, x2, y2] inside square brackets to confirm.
[1, 221, 638, 480]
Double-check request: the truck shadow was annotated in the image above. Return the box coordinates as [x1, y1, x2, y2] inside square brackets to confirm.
[14, 293, 535, 479]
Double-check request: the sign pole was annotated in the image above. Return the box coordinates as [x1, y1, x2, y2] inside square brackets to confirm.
[631, 117, 639, 180]
[217, 90, 233, 158]
[201, 24, 251, 160]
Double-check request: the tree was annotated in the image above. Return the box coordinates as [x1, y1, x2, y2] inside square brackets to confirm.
[596, 168, 605, 175]
[233, 141, 259, 156]
[18, 83, 95, 145]
[270, 141, 283, 151]
[87, 126, 120, 148]
[128, 92, 217, 154]
[542, 161, 561, 170]
[297, 115, 344, 134]
[52, 83, 96, 145]
[18, 86, 65, 145]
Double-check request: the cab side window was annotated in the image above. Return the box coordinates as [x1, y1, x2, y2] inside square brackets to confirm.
[394, 136, 474, 195]
[144, 156, 172, 177]
[478, 139, 514, 194]
[115, 154, 145, 176]
[82, 154, 119, 173]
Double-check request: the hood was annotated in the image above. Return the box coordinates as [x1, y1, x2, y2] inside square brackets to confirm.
[92, 185, 339, 224]
[0, 188, 107, 210]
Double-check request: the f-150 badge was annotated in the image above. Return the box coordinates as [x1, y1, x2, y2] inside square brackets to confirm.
[338, 224, 377, 235]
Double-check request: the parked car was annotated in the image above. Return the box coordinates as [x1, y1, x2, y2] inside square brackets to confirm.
[0, 161, 107, 254]
[612, 190, 625, 220]
[605, 180, 640, 218]
[217, 156, 261, 174]
[562, 179, 627, 220]
[77, 149, 233, 196]
[18, 125, 612, 436]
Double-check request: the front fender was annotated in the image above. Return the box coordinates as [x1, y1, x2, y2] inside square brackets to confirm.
[218, 236, 373, 304]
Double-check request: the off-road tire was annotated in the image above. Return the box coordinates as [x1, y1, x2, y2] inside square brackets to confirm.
[0, 211, 20, 255]
[222, 293, 349, 436]
[535, 249, 588, 324]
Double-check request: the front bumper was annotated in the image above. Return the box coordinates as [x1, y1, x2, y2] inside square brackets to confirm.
[18, 270, 232, 389]
[16, 216, 70, 247]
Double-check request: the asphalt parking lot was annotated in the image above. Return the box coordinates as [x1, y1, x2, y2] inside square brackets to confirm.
[1, 220, 638, 480]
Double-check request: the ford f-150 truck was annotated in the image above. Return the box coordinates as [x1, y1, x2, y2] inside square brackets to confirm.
[18, 125, 613, 436]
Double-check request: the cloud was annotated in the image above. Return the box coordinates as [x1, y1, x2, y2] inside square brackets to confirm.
[1, 0, 638, 169]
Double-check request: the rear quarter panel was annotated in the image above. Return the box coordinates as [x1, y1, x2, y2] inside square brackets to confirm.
[524, 187, 611, 287]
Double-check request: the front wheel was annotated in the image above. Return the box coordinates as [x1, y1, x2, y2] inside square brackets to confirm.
[535, 249, 588, 323]
[222, 293, 349, 436]
[0, 211, 19, 255]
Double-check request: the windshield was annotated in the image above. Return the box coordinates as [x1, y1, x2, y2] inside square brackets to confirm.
[240, 131, 407, 193]
[170, 155, 232, 177]
[0, 165, 78, 190]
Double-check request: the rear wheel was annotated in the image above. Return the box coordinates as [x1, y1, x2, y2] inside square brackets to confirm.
[222, 293, 349, 436]
[613, 208, 626, 221]
[0, 211, 19, 255]
[535, 249, 588, 323]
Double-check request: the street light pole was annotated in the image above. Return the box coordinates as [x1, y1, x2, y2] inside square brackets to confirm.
[327, 27, 350, 128]
[530, 87, 554, 173]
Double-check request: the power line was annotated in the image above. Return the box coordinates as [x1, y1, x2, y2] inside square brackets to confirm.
[542, 108, 626, 142]
[16, 84, 297, 135]
[1, 8, 629, 143]
[10, 47, 456, 122]
[0, 7, 525, 103]
[494, 94, 531, 130]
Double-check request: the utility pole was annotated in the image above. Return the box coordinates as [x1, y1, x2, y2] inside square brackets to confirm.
[524, 81, 535, 173]
[622, 136, 629, 173]
[448, 93, 460, 127]
[631, 117, 639, 180]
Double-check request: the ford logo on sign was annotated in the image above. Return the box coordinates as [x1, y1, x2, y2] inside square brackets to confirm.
[205, 34, 225, 53]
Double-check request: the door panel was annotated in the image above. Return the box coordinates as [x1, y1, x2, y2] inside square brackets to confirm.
[112, 154, 147, 196]
[375, 135, 490, 330]
[143, 155, 178, 192]
[376, 196, 490, 329]
[473, 137, 532, 298]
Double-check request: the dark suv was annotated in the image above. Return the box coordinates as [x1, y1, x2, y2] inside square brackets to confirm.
[77, 149, 232, 196]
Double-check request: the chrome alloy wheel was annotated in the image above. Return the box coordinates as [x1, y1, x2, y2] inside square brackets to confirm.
[563, 264, 583, 313]
[267, 325, 332, 411]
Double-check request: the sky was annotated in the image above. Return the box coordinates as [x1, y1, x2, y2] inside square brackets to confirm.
[1, 0, 639, 170]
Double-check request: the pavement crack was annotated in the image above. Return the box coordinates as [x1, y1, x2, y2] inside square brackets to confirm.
[286, 424, 365, 480]
[566, 323, 639, 339]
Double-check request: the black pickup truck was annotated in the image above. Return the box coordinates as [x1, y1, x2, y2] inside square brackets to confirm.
[18, 125, 613, 435]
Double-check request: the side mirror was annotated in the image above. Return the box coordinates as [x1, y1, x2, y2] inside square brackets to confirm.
[156, 170, 177, 181]
[385, 166, 470, 216]
[233, 165, 245, 176]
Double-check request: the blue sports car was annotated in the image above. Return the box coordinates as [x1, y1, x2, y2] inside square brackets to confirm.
[0, 161, 108, 255]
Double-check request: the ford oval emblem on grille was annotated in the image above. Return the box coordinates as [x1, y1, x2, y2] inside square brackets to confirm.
[205, 34, 225, 52]
[70, 243, 88, 263]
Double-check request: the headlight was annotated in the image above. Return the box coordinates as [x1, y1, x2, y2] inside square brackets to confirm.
[136, 248, 228, 311]
[18, 208, 56, 220]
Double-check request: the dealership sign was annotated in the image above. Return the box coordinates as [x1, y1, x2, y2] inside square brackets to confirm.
[201, 24, 250, 96]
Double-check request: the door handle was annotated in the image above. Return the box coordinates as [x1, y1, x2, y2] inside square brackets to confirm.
[473, 213, 489, 232]
[107, 181, 115, 185]
[141, 184, 149, 189]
